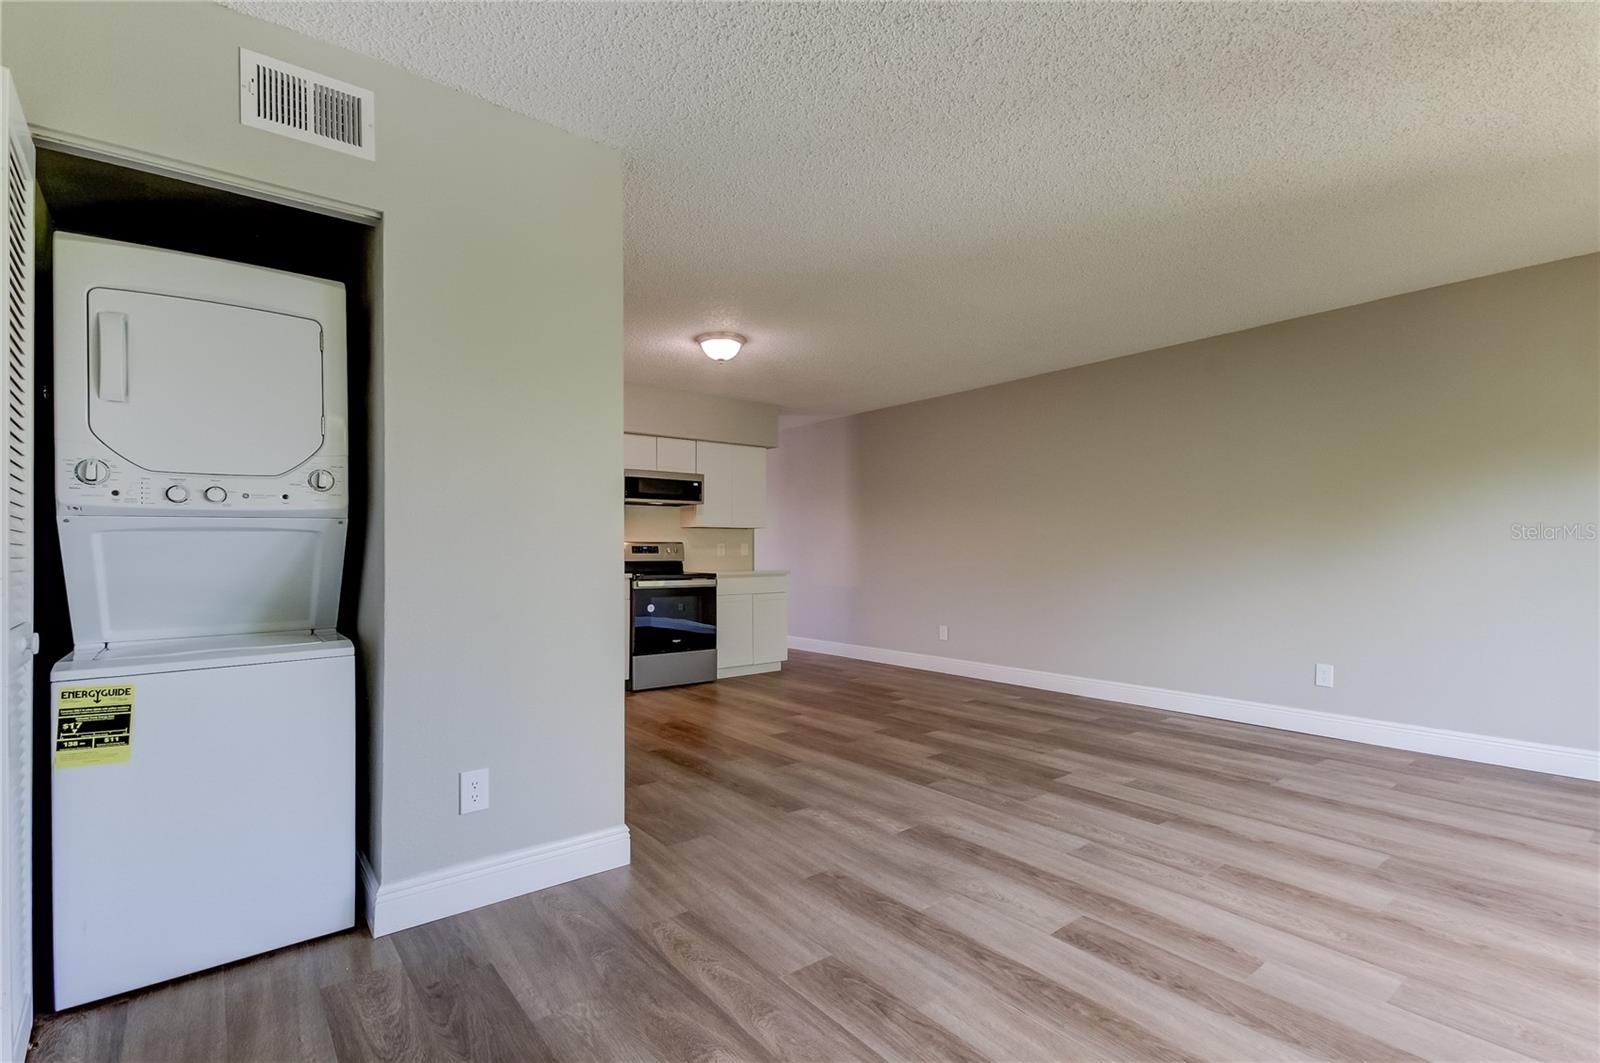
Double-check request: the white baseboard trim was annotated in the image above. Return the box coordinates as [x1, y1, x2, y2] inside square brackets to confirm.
[718, 661, 782, 679]
[8, 991, 31, 1063]
[364, 825, 631, 937]
[789, 637, 1600, 781]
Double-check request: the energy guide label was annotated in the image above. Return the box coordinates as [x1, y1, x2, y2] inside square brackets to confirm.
[54, 684, 135, 767]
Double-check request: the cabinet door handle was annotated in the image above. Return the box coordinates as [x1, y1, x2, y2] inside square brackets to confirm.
[96, 311, 129, 402]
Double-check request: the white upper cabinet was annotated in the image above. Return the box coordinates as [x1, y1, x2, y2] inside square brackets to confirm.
[623, 433, 658, 470]
[622, 432, 768, 528]
[683, 440, 766, 528]
[654, 436, 696, 473]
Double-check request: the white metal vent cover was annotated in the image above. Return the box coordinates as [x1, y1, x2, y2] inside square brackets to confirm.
[239, 49, 374, 160]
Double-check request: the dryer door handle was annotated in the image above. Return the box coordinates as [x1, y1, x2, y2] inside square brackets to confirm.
[95, 311, 129, 402]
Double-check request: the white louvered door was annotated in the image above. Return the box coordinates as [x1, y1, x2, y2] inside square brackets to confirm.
[0, 67, 35, 1063]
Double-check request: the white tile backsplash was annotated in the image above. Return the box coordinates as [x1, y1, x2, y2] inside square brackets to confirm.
[624, 506, 755, 573]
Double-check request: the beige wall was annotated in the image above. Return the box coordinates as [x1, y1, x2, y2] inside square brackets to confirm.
[5, 3, 624, 882]
[625, 382, 779, 448]
[769, 256, 1599, 750]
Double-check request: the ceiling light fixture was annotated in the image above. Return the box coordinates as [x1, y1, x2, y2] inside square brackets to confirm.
[696, 331, 746, 362]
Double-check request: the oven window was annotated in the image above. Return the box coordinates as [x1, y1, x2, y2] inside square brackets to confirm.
[633, 587, 716, 655]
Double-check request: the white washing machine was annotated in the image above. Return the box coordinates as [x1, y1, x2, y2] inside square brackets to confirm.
[49, 234, 356, 1009]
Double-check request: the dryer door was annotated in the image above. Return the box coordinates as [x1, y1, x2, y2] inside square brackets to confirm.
[85, 288, 325, 476]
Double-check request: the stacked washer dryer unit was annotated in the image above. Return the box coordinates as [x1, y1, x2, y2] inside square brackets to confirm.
[49, 233, 356, 1008]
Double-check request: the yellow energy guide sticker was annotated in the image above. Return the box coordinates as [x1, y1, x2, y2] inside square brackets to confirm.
[54, 684, 135, 767]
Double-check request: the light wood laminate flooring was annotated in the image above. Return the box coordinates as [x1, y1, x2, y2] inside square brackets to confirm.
[30, 651, 1600, 1062]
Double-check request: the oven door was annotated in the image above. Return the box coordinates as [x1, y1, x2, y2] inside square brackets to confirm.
[631, 579, 717, 656]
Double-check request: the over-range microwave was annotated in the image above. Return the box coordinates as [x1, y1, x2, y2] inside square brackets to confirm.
[625, 469, 705, 506]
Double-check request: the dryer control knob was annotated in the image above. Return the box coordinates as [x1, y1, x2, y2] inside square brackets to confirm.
[165, 485, 189, 504]
[73, 459, 109, 485]
[204, 486, 227, 503]
[308, 469, 336, 492]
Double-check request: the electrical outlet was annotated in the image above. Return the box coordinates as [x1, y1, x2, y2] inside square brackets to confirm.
[938, 624, 949, 642]
[740, 542, 750, 556]
[459, 768, 489, 814]
[716, 542, 727, 557]
[1315, 663, 1335, 688]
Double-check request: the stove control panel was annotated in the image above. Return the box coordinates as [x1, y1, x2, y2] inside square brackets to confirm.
[624, 540, 684, 562]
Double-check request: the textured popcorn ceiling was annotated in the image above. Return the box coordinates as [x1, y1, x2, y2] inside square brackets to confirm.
[229, 2, 1598, 417]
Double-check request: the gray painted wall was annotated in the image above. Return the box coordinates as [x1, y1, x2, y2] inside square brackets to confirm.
[625, 382, 779, 448]
[768, 256, 1599, 750]
[5, 2, 624, 882]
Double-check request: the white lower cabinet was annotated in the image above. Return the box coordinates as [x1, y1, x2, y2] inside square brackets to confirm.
[752, 593, 788, 665]
[716, 574, 787, 677]
[717, 593, 754, 670]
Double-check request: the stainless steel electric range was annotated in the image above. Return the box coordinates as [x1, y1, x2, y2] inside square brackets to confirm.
[625, 541, 717, 691]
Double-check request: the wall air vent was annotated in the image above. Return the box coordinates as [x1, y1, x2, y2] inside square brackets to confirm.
[239, 49, 375, 160]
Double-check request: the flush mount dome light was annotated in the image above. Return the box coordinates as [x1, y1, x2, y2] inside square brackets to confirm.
[696, 331, 746, 362]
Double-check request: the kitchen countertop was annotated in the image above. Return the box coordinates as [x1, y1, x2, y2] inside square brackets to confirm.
[716, 570, 788, 578]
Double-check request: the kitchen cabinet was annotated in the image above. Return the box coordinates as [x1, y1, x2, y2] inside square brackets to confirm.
[716, 593, 753, 670]
[622, 432, 768, 529]
[623, 433, 658, 470]
[683, 440, 766, 528]
[716, 573, 787, 678]
[751, 593, 789, 666]
[655, 436, 697, 473]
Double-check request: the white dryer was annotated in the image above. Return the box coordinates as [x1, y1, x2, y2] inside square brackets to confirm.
[49, 234, 356, 1009]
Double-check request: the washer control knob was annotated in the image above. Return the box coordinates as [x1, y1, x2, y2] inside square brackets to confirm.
[204, 486, 227, 504]
[308, 469, 336, 492]
[73, 459, 109, 484]
[165, 485, 189, 504]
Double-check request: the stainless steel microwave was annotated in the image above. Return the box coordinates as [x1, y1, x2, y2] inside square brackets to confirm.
[624, 469, 704, 506]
